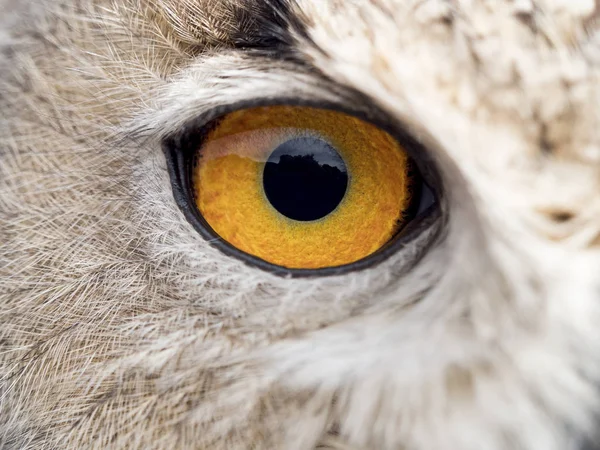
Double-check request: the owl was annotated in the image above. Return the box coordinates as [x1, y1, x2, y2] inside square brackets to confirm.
[1, 0, 600, 449]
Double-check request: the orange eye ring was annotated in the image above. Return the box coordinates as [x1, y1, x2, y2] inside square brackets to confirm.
[164, 102, 438, 277]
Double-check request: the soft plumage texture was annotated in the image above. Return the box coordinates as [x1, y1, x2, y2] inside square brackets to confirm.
[1, 0, 600, 449]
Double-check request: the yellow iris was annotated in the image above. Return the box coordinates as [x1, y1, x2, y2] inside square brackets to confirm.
[194, 105, 413, 269]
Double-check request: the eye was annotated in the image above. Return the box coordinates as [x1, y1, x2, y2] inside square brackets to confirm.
[164, 104, 439, 276]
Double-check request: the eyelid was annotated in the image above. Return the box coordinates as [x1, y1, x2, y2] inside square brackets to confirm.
[163, 100, 444, 277]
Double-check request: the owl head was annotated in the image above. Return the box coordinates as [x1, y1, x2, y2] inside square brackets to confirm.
[1, 1, 600, 449]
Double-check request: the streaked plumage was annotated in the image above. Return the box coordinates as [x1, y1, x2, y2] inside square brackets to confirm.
[1, 1, 600, 449]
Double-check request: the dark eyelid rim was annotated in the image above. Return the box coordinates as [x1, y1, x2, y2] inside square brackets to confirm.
[163, 97, 444, 278]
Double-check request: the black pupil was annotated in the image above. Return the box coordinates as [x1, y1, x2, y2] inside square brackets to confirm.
[263, 137, 348, 221]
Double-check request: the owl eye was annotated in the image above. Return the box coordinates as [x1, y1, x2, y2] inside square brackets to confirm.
[164, 103, 439, 276]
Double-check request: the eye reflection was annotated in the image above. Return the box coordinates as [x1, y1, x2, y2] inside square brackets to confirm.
[263, 137, 348, 222]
